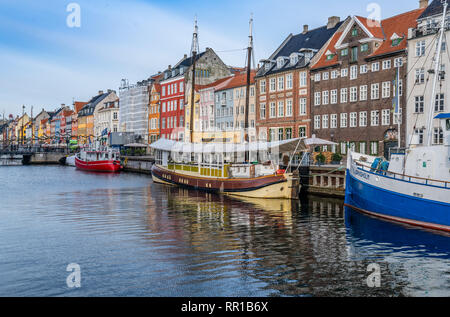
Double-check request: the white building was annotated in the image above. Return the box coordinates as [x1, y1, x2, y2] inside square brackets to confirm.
[119, 79, 150, 143]
[95, 99, 120, 139]
[406, 0, 449, 146]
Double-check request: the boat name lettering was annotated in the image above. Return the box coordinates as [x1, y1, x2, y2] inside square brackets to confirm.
[354, 168, 370, 180]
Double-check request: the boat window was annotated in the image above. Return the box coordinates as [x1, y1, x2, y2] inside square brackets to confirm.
[446, 119, 450, 131]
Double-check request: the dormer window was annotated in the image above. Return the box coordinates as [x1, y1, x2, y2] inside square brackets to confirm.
[326, 54, 335, 61]
[180, 67, 184, 75]
[351, 28, 358, 37]
[172, 70, 176, 77]
[277, 57, 285, 69]
[265, 62, 271, 71]
[391, 33, 403, 47]
[341, 48, 348, 57]
[290, 54, 299, 66]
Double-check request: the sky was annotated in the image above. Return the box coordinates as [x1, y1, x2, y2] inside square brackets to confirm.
[0, 0, 423, 116]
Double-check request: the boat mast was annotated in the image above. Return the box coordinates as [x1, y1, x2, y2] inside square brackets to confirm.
[425, 0, 448, 147]
[189, 17, 199, 144]
[244, 14, 253, 162]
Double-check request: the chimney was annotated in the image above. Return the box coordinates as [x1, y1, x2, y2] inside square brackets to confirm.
[419, 0, 428, 9]
[327, 16, 340, 29]
[183, 54, 187, 59]
[98, 90, 104, 95]
[61, 103, 65, 108]
[168, 65, 172, 71]
[302, 25, 309, 34]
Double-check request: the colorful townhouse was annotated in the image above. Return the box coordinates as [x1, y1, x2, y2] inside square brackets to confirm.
[255, 16, 344, 142]
[406, 0, 449, 146]
[310, 3, 427, 158]
[148, 82, 161, 144]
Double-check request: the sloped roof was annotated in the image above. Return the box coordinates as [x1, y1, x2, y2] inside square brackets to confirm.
[312, 8, 425, 69]
[78, 92, 111, 117]
[195, 75, 234, 91]
[162, 51, 207, 81]
[419, 0, 449, 19]
[74, 101, 88, 113]
[215, 70, 256, 92]
[257, 21, 344, 77]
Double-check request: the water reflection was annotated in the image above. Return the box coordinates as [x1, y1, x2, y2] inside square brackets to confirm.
[0, 166, 448, 296]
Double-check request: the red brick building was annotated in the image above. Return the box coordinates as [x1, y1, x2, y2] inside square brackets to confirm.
[310, 6, 426, 157]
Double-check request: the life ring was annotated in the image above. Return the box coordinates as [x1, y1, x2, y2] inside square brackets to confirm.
[276, 169, 286, 175]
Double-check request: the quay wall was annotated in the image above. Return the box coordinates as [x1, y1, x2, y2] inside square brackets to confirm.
[122, 156, 154, 174]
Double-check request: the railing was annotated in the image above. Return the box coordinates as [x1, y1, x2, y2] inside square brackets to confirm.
[355, 161, 450, 189]
[0, 145, 71, 155]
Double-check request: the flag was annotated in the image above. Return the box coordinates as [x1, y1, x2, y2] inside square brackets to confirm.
[101, 128, 108, 136]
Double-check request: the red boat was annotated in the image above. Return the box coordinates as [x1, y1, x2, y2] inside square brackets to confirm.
[75, 149, 122, 173]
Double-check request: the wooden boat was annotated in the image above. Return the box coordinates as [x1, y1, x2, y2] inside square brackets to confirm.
[150, 138, 303, 199]
[75, 148, 122, 173]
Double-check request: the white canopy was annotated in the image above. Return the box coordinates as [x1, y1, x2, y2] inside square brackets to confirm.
[149, 137, 331, 154]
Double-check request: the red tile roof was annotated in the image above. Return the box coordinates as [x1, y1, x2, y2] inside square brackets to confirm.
[215, 70, 257, 92]
[74, 101, 88, 113]
[195, 76, 234, 91]
[312, 8, 425, 70]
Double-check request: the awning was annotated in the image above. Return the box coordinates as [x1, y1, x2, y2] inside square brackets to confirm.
[304, 135, 338, 146]
[149, 138, 310, 154]
[435, 113, 450, 119]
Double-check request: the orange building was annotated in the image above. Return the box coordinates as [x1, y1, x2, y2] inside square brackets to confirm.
[148, 83, 161, 143]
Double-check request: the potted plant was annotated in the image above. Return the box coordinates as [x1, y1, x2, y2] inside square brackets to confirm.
[331, 153, 342, 165]
[316, 152, 326, 166]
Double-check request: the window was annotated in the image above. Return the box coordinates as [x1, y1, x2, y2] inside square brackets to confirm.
[382, 60, 391, 70]
[290, 54, 299, 65]
[371, 110, 380, 126]
[331, 70, 338, 79]
[180, 82, 184, 92]
[341, 142, 348, 155]
[278, 76, 284, 90]
[352, 28, 358, 37]
[286, 128, 293, 140]
[350, 87, 358, 102]
[314, 92, 321, 106]
[299, 98, 307, 115]
[314, 73, 321, 82]
[340, 113, 348, 128]
[286, 74, 293, 89]
[269, 102, 276, 118]
[359, 142, 366, 155]
[331, 114, 338, 129]
[371, 62, 380, 72]
[415, 68, 425, 84]
[433, 128, 444, 144]
[350, 112, 357, 127]
[286, 99, 293, 117]
[415, 128, 424, 144]
[299, 127, 306, 138]
[278, 128, 284, 141]
[260, 80, 266, 93]
[299, 72, 307, 87]
[322, 115, 329, 129]
[331, 90, 338, 104]
[270, 78, 276, 92]
[439, 64, 446, 81]
[360, 65, 368, 74]
[359, 111, 367, 127]
[416, 40, 426, 57]
[394, 57, 403, 67]
[322, 72, 329, 80]
[361, 43, 369, 52]
[382, 82, 391, 98]
[350, 65, 358, 80]
[371, 83, 380, 100]
[382, 109, 390, 126]
[351, 47, 358, 62]
[322, 91, 329, 105]
[415, 96, 424, 113]
[278, 101, 285, 117]
[371, 142, 378, 155]
[341, 88, 348, 103]
[435, 93, 445, 112]
[360, 85, 368, 101]
[314, 115, 321, 129]
[341, 48, 348, 57]
[341, 68, 348, 77]
[277, 57, 285, 69]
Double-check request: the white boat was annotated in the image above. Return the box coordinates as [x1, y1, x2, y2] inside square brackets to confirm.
[345, 1, 450, 233]
[66, 155, 76, 167]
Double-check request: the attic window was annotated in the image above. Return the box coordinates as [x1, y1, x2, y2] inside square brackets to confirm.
[352, 28, 358, 37]
[277, 57, 285, 69]
[392, 38, 403, 47]
[265, 62, 271, 71]
[326, 54, 335, 60]
[290, 54, 299, 65]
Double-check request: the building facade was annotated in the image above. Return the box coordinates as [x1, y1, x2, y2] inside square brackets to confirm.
[406, 0, 449, 147]
[256, 17, 344, 142]
[310, 6, 426, 157]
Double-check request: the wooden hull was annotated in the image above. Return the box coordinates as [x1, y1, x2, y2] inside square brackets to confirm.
[75, 157, 122, 173]
[151, 164, 299, 199]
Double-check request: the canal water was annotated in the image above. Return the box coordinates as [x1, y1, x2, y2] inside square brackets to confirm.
[0, 166, 449, 297]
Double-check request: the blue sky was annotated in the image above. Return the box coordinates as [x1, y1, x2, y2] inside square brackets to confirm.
[0, 0, 421, 116]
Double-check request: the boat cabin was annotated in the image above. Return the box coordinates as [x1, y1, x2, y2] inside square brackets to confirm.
[77, 149, 120, 162]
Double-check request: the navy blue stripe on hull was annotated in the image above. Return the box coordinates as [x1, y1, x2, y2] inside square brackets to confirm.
[345, 170, 450, 229]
